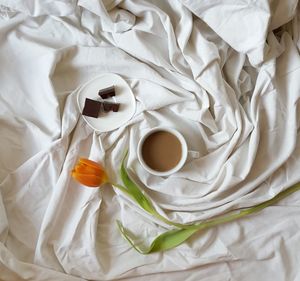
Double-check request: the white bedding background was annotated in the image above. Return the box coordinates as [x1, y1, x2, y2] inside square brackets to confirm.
[0, 0, 300, 280]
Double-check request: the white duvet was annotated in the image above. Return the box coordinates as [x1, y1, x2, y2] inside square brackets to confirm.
[0, 0, 300, 280]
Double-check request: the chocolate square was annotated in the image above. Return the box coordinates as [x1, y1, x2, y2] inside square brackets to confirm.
[103, 102, 120, 112]
[82, 98, 101, 118]
[98, 86, 115, 99]
[111, 103, 120, 112]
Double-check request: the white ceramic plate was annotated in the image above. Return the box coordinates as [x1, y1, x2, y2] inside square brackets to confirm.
[77, 73, 136, 133]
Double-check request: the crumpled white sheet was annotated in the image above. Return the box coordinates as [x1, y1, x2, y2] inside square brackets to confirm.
[0, 0, 300, 280]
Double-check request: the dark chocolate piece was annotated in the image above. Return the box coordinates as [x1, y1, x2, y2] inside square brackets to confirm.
[111, 103, 120, 112]
[103, 102, 120, 112]
[98, 86, 115, 99]
[82, 98, 101, 118]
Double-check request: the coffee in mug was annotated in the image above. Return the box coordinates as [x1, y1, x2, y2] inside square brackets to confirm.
[141, 131, 182, 172]
[137, 127, 189, 176]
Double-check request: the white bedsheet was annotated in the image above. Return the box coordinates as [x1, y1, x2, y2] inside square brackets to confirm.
[0, 0, 300, 280]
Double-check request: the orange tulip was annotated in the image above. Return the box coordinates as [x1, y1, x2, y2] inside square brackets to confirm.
[72, 158, 108, 187]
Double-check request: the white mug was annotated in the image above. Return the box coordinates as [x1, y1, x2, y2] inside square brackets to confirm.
[137, 127, 199, 177]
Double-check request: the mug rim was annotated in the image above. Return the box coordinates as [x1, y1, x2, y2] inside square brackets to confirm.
[137, 126, 188, 176]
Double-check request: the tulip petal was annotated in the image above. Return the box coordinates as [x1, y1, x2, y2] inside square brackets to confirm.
[79, 158, 103, 171]
[75, 163, 100, 175]
[72, 172, 103, 187]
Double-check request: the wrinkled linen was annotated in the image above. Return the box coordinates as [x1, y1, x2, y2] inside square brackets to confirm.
[0, 0, 300, 280]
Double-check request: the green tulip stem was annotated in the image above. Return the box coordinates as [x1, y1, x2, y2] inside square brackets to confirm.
[117, 182, 300, 254]
[112, 153, 300, 254]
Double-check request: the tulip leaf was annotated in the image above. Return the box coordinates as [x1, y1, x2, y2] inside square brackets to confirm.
[119, 154, 190, 229]
[117, 220, 198, 254]
[116, 220, 149, 254]
[148, 227, 198, 253]
[120, 154, 156, 214]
